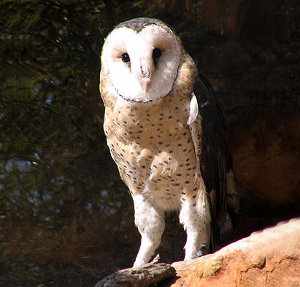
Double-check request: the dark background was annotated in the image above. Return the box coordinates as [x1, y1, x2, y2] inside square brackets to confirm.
[1, 1, 300, 286]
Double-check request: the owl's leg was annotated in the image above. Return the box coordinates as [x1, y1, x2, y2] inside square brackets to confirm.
[132, 193, 165, 267]
[179, 191, 211, 260]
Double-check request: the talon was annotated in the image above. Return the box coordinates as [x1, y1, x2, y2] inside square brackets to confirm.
[196, 244, 209, 257]
[150, 254, 160, 264]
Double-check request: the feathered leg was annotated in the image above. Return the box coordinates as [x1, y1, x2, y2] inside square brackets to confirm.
[180, 190, 211, 260]
[133, 193, 165, 267]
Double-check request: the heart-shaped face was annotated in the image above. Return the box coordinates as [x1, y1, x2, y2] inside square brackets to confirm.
[101, 18, 182, 103]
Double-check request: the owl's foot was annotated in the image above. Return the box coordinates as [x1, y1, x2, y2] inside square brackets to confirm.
[133, 255, 149, 268]
[184, 244, 210, 261]
[133, 254, 160, 268]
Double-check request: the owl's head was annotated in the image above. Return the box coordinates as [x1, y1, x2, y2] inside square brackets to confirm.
[101, 18, 182, 102]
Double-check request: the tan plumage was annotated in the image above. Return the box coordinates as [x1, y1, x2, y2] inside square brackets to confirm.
[100, 53, 205, 205]
[100, 18, 231, 267]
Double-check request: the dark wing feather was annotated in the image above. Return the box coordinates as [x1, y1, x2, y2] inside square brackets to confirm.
[194, 72, 233, 246]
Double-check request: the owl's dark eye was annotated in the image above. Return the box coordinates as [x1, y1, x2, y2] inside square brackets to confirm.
[121, 52, 130, 63]
[152, 48, 162, 63]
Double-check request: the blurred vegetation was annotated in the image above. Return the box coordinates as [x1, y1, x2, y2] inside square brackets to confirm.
[1, 0, 127, 226]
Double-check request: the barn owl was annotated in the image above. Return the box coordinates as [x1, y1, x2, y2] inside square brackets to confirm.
[100, 18, 233, 267]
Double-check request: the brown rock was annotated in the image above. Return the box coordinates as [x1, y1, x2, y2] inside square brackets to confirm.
[230, 114, 300, 208]
[170, 218, 300, 287]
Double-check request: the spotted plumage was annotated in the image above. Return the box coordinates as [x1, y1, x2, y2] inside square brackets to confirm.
[100, 18, 233, 267]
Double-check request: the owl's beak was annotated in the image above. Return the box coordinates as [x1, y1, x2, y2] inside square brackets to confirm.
[138, 57, 154, 92]
[140, 78, 151, 92]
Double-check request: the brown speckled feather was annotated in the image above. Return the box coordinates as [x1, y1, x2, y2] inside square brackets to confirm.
[100, 54, 207, 210]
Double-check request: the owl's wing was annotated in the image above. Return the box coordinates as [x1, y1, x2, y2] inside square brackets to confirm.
[189, 72, 233, 248]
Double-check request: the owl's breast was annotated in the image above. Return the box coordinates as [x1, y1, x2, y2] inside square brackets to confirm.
[104, 93, 190, 144]
[103, 93, 199, 204]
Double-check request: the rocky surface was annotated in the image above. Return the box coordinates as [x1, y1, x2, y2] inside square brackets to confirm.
[170, 218, 300, 287]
